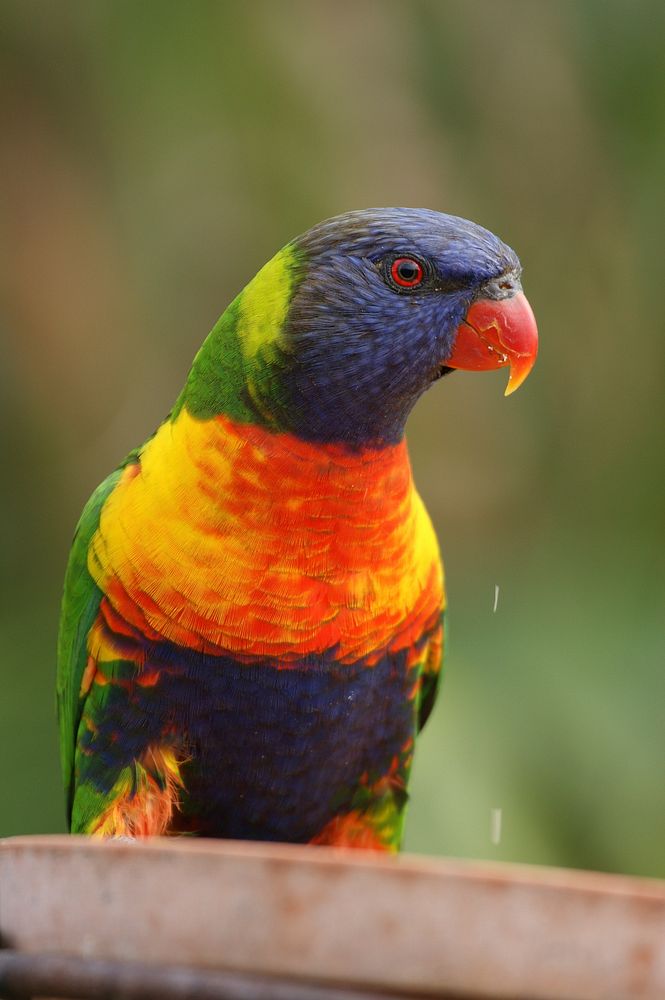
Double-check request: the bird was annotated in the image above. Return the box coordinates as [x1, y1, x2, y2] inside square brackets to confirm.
[57, 208, 537, 850]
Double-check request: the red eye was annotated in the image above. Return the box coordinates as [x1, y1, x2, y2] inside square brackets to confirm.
[390, 257, 424, 288]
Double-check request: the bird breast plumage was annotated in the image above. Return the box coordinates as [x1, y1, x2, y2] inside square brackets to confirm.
[88, 408, 445, 666]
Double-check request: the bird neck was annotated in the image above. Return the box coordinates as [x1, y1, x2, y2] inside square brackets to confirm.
[163, 406, 416, 542]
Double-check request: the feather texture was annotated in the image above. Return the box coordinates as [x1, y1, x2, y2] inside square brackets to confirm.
[57, 207, 532, 850]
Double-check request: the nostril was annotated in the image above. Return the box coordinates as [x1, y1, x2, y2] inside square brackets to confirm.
[481, 271, 521, 300]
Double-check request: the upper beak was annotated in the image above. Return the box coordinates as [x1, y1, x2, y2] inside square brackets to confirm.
[445, 284, 538, 395]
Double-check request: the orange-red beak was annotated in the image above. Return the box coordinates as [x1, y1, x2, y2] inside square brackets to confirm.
[446, 290, 538, 395]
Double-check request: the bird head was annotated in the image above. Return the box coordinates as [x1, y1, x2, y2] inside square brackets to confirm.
[180, 208, 538, 447]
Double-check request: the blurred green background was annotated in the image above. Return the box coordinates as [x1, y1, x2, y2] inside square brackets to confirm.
[1, 0, 663, 877]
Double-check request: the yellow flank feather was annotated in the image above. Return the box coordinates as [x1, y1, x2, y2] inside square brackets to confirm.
[82, 746, 184, 838]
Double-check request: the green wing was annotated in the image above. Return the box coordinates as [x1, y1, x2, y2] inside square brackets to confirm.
[56, 466, 126, 821]
[417, 609, 446, 733]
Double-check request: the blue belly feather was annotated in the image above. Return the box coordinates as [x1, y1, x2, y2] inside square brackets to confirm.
[77, 628, 429, 842]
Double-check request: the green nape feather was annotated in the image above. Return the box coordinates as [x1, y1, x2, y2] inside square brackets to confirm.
[171, 244, 304, 426]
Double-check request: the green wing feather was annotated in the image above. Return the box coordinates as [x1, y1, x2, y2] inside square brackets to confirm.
[56, 464, 129, 821]
[417, 609, 446, 733]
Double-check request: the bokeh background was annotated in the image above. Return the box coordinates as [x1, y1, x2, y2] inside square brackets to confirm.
[1, 0, 663, 877]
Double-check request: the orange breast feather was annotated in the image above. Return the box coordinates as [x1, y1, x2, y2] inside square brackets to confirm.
[89, 409, 444, 664]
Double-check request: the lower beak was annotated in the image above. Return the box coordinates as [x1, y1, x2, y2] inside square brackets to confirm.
[446, 291, 538, 395]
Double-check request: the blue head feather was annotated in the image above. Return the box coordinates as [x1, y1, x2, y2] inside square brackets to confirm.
[280, 208, 519, 447]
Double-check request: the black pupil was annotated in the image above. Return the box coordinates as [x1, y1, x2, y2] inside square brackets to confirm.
[397, 260, 419, 282]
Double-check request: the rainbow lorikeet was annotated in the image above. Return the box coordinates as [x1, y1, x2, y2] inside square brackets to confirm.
[57, 208, 537, 850]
